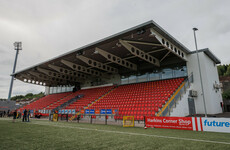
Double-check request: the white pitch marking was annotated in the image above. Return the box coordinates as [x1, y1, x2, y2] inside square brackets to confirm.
[30, 121, 230, 145]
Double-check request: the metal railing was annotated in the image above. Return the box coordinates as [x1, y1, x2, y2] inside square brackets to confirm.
[52, 94, 84, 112]
[159, 73, 193, 116]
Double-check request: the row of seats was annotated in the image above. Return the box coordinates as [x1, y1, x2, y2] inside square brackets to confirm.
[19, 78, 184, 121]
[65, 86, 114, 112]
[89, 78, 184, 120]
[19, 92, 71, 112]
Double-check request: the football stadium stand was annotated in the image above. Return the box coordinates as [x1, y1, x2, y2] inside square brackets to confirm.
[13, 20, 223, 120]
[19, 78, 184, 121]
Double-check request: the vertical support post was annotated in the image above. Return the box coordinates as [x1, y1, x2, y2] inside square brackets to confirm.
[8, 42, 22, 101]
[193, 28, 208, 117]
[168, 106, 170, 116]
[105, 110, 107, 125]
[144, 116, 146, 127]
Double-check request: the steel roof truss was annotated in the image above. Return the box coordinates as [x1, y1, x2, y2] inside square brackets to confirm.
[119, 39, 160, 67]
[76, 55, 118, 73]
[95, 47, 137, 71]
[60, 59, 104, 77]
[37, 67, 82, 83]
[150, 28, 187, 61]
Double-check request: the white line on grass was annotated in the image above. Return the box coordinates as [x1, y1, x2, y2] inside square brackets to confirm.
[30, 121, 230, 145]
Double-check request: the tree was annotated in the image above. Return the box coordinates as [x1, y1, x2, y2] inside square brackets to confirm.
[217, 65, 226, 76]
[7, 92, 45, 101]
[224, 65, 230, 76]
[217, 64, 230, 77]
[25, 93, 33, 99]
[222, 89, 230, 100]
[11, 95, 24, 101]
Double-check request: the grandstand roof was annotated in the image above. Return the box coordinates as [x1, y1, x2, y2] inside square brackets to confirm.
[12, 20, 218, 87]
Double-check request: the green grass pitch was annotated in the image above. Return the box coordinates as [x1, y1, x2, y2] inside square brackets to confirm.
[0, 118, 230, 150]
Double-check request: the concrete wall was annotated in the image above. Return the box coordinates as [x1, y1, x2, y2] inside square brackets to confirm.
[0, 101, 18, 111]
[187, 52, 223, 115]
[45, 86, 50, 95]
[170, 86, 191, 117]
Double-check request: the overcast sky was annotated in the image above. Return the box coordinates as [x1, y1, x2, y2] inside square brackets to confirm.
[0, 0, 229, 98]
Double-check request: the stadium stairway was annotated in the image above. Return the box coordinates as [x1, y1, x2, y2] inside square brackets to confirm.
[64, 86, 114, 112]
[53, 94, 84, 111]
[45, 92, 81, 110]
[157, 74, 193, 117]
[68, 86, 116, 121]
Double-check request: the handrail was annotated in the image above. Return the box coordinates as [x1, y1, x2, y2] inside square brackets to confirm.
[69, 86, 117, 121]
[52, 94, 84, 112]
[157, 82, 185, 116]
[85, 86, 117, 109]
[157, 73, 193, 117]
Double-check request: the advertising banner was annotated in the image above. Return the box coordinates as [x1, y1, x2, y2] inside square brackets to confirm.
[61, 110, 65, 114]
[53, 114, 58, 122]
[90, 109, 95, 114]
[106, 109, 112, 114]
[100, 109, 106, 114]
[80, 109, 85, 114]
[201, 118, 230, 133]
[72, 109, 75, 114]
[145, 117, 193, 130]
[65, 109, 68, 114]
[68, 109, 72, 114]
[58, 110, 61, 114]
[123, 116, 134, 127]
[95, 109, 100, 114]
[85, 109, 89, 114]
[112, 109, 117, 114]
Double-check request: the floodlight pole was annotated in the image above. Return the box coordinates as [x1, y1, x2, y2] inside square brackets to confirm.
[7, 42, 22, 101]
[193, 28, 207, 117]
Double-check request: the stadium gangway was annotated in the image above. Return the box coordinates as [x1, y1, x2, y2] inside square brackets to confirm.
[51, 94, 84, 112]
[157, 73, 194, 116]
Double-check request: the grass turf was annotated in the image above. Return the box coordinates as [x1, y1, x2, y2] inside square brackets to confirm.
[0, 118, 230, 150]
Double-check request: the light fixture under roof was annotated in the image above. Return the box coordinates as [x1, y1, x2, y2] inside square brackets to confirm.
[116, 43, 121, 47]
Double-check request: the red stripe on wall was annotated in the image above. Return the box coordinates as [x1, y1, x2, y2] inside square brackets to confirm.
[195, 117, 198, 131]
[200, 117, 203, 131]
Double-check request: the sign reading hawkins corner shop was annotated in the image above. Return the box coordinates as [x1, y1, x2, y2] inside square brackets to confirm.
[145, 117, 193, 130]
[145, 117, 230, 133]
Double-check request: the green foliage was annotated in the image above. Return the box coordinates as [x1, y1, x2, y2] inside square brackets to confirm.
[11, 95, 24, 101]
[222, 89, 230, 100]
[10, 92, 45, 101]
[217, 64, 230, 76]
[217, 65, 226, 76]
[25, 93, 33, 99]
[224, 65, 230, 76]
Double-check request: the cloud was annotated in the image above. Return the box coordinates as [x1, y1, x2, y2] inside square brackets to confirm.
[0, 0, 229, 98]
